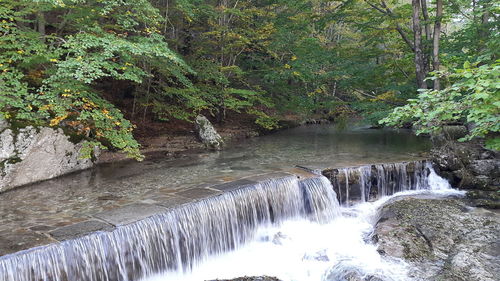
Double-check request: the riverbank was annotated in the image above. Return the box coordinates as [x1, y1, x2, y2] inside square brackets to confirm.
[98, 113, 307, 163]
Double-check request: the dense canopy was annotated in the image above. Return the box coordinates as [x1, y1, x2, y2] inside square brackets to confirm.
[1, 0, 498, 158]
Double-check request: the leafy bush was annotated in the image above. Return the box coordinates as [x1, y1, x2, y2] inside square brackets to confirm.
[381, 61, 500, 150]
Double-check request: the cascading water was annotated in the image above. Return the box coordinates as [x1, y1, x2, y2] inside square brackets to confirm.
[324, 160, 431, 206]
[144, 162, 462, 281]
[0, 175, 340, 281]
[0, 161, 460, 281]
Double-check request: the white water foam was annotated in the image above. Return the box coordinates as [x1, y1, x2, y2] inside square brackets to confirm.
[143, 166, 464, 281]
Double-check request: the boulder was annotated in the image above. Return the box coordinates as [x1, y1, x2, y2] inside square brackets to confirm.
[0, 125, 97, 193]
[431, 141, 500, 197]
[374, 198, 500, 281]
[469, 160, 500, 177]
[194, 115, 224, 150]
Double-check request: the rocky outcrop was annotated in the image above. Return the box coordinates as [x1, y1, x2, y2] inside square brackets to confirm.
[0, 124, 97, 193]
[431, 140, 500, 208]
[194, 115, 224, 150]
[374, 197, 500, 281]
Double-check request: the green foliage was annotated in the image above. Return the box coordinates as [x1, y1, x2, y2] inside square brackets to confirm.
[381, 61, 500, 150]
[351, 101, 394, 127]
[0, 0, 192, 160]
[2, 0, 498, 160]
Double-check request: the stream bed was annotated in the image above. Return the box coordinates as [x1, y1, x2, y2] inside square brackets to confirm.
[5, 124, 491, 281]
[0, 124, 430, 256]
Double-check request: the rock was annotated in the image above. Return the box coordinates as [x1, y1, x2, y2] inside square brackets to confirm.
[466, 190, 500, 209]
[0, 129, 16, 160]
[469, 160, 500, 176]
[0, 125, 98, 193]
[49, 220, 115, 241]
[442, 125, 468, 140]
[194, 115, 224, 150]
[325, 265, 385, 281]
[303, 119, 330, 125]
[93, 203, 167, 226]
[272, 232, 288, 245]
[431, 146, 463, 172]
[431, 141, 499, 195]
[430, 125, 468, 145]
[0, 116, 7, 132]
[374, 198, 500, 281]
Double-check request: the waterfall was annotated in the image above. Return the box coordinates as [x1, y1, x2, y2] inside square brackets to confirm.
[323, 160, 431, 206]
[0, 175, 340, 281]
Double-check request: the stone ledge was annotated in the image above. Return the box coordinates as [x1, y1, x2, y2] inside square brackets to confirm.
[212, 179, 258, 191]
[245, 172, 294, 183]
[175, 187, 222, 200]
[155, 195, 193, 209]
[93, 203, 167, 226]
[49, 220, 115, 241]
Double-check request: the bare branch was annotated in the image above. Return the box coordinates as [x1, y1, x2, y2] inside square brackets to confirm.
[365, 1, 415, 52]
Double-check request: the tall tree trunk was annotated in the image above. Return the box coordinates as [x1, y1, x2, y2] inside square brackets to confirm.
[36, 11, 46, 42]
[420, 0, 431, 75]
[478, 1, 490, 52]
[432, 0, 443, 90]
[412, 0, 427, 89]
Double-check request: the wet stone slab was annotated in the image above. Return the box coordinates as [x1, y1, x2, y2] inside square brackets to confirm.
[175, 187, 222, 200]
[156, 195, 193, 209]
[284, 167, 319, 179]
[93, 203, 167, 226]
[212, 179, 258, 192]
[246, 172, 294, 183]
[49, 220, 115, 241]
[0, 229, 56, 256]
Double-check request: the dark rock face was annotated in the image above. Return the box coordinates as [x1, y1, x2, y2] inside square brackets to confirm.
[431, 141, 500, 208]
[374, 198, 500, 281]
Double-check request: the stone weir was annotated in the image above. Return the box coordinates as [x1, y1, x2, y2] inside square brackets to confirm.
[0, 172, 341, 281]
[321, 160, 431, 206]
[0, 160, 432, 281]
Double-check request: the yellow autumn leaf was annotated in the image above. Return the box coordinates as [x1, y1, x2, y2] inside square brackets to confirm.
[49, 114, 69, 126]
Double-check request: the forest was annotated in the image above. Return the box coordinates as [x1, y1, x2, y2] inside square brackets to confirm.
[1, 0, 498, 159]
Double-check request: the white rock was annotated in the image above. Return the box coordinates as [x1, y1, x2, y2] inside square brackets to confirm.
[0, 124, 98, 193]
[194, 115, 224, 151]
[0, 116, 7, 132]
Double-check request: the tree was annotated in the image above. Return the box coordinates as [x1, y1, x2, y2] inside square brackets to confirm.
[381, 61, 500, 150]
[0, 0, 192, 159]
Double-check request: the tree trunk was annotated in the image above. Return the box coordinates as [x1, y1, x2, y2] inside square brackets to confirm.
[478, 2, 490, 52]
[432, 0, 443, 90]
[36, 11, 46, 42]
[412, 0, 427, 89]
[420, 0, 431, 75]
